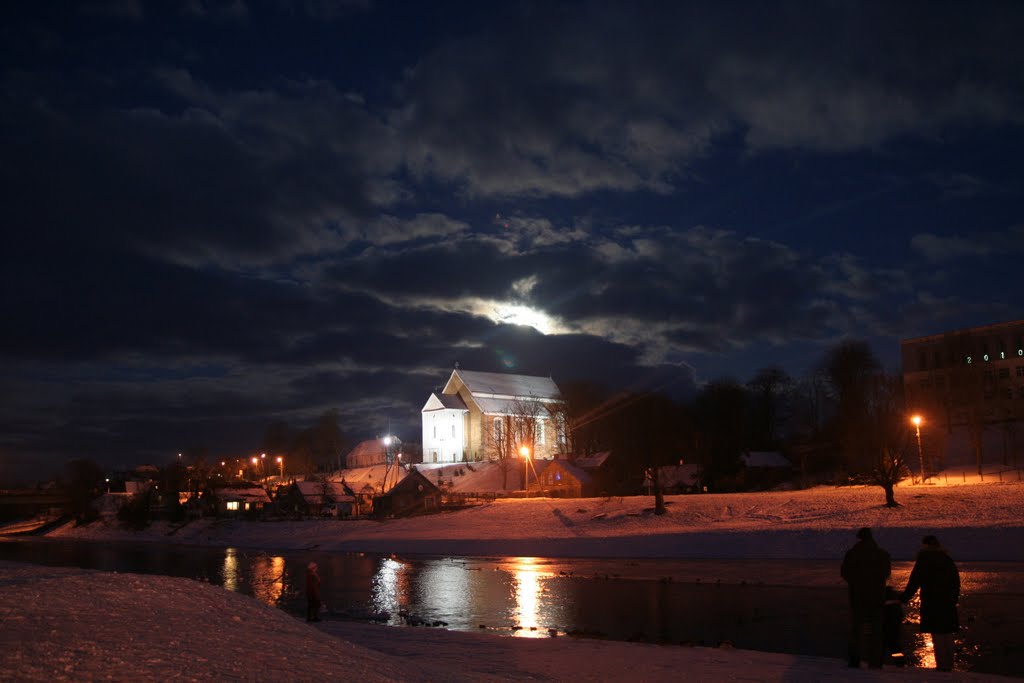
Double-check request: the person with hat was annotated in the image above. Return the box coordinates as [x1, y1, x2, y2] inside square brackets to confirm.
[901, 535, 960, 671]
[305, 561, 322, 622]
[841, 527, 892, 668]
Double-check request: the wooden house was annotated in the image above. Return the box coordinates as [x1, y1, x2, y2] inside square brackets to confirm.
[277, 480, 358, 517]
[372, 468, 440, 518]
[205, 486, 272, 517]
[527, 459, 594, 498]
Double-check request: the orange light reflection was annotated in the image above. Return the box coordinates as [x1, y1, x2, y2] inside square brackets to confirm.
[510, 557, 548, 638]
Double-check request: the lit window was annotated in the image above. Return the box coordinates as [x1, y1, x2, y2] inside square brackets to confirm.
[538, 419, 545, 444]
[226, 501, 239, 511]
[494, 418, 503, 443]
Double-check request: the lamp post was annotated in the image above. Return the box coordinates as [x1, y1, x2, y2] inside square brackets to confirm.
[911, 414, 925, 484]
[520, 445, 531, 491]
[276, 456, 284, 480]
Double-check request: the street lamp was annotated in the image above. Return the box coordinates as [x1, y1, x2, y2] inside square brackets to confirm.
[911, 414, 925, 484]
[520, 445, 531, 491]
[276, 455, 284, 480]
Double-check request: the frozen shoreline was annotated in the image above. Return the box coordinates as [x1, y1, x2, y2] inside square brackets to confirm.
[0, 560, 1013, 682]
[6, 481, 1024, 680]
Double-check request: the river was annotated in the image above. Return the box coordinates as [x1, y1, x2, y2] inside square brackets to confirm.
[1, 539, 1021, 676]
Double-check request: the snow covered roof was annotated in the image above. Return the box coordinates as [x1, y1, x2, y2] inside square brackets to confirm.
[571, 451, 611, 469]
[294, 481, 354, 502]
[446, 369, 560, 401]
[472, 396, 553, 415]
[212, 487, 271, 503]
[332, 464, 408, 490]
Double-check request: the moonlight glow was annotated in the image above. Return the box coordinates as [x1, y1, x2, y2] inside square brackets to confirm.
[493, 304, 559, 335]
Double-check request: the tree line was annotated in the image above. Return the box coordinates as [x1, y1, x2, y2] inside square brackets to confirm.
[560, 339, 915, 510]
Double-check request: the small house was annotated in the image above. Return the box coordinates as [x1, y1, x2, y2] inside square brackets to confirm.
[740, 451, 795, 489]
[372, 468, 440, 518]
[277, 480, 358, 518]
[528, 459, 593, 497]
[206, 486, 272, 517]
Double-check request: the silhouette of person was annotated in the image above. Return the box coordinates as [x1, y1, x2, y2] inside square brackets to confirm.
[901, 535, 960, 671]
[305, 561, 321, 622]
[841, 527, 891, 668]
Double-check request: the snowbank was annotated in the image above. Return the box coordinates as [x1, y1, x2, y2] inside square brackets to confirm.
[0, 561, 1008, 682]
[47, 480, 1024, 562]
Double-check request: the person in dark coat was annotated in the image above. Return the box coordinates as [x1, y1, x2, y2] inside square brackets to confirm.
[305, 561, 321, 622]
[901, 535, 960, 671]
[841, 527, 892, 668]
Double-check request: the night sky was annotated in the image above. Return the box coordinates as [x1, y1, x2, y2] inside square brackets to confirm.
[3, 1, 1023, 483]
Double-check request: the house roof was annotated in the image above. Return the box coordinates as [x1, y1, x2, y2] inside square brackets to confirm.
[534, 459, 592, 485]
[571, 451, 611, 469]
[212, 487, 271, 503]
[294, 481, 354, 502]
[742, 451, 792, 468]
[381, 467, 441, 497]
[445, 369, 560, 401]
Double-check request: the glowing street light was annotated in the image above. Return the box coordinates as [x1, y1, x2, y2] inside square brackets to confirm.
[276, 455, 284, 480]
[520, 445, 531, 491]
[911, 414, 925, 484]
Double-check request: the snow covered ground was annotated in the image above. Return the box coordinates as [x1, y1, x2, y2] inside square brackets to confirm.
[0, 560, 1012, 682]
[4, 473, 1023, 681]
[45, 475, 1024, 562]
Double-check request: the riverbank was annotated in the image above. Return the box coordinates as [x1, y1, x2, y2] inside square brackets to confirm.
[44, 480, 1024, 561]
[0, 560, 1012, 682]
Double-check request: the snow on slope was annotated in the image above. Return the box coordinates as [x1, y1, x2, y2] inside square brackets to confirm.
[47, 480, 1024, 562]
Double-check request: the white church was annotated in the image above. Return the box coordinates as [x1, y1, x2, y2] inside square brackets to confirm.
[421, 368, 566, 464]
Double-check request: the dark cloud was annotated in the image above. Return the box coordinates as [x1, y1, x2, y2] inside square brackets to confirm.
[1, 1, 1022, 481]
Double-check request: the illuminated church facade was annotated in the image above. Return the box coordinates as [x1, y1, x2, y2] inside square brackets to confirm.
[421, 368, 566, 464]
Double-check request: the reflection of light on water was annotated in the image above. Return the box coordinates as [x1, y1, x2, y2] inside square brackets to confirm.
[372, 557, 408, 619]
[911, 632, 937, 669]
[251, 555, 286, 605]
[511, 557, 547, 638]
[417, 561, 469, 620]
[222, 547, 238, 592]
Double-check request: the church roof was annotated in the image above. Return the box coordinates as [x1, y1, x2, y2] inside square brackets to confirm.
[447, 369, 560, 400]
[423, 392, 468, 411]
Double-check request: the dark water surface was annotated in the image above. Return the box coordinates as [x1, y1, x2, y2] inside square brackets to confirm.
[2, 539, 1022, 677]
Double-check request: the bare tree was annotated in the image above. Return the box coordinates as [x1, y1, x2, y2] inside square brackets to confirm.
[865, 374, 912, 507]
[485, 397, 546, 490]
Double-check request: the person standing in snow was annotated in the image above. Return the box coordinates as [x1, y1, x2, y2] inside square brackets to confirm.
[901, 535, 960, 672]
[841, 527, 891, 669]
[305, 561, 321, 622]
